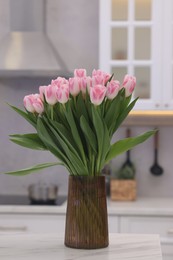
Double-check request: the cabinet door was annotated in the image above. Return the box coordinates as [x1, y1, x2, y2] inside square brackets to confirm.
[0, 214, 66, 233]
[162, 0, 173, 110]
[120, 216, 173, 260]
[108, 215, 119, 233]
[99, 0, 163, 110]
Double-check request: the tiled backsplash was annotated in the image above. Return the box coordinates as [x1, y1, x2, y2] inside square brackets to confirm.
[0, 0, 173, 197]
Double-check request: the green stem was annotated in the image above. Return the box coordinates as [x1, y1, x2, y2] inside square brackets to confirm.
[73, 96, 77, 109]
[50, 105, 54, 120]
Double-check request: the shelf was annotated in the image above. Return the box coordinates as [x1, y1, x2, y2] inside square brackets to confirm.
[123, 110, 173, 126]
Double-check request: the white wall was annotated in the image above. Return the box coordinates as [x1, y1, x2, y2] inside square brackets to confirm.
[0, 0, 172, 197]
[46, 0, 99, 74]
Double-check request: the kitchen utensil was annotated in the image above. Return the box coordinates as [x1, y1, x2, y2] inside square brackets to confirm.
[28, 183, 58, 205]
[150, 130, 163, 176]
[102, 163, 111, 196]
[117, 128, 135, 179]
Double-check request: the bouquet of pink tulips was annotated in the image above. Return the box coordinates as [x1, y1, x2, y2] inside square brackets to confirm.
[3, 69, 155, 176]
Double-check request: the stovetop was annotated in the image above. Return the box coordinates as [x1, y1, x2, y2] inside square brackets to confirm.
[0, 195, 67, 206]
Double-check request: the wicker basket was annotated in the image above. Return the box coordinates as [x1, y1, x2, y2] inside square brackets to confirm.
[110, 179, 136, 201]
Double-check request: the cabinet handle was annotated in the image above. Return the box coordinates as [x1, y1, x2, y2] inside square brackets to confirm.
[0, 226, 27, 232]
[167, 229, 173, 235]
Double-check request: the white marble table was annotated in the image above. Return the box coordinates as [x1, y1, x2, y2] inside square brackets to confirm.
[0, 233, 162, 260]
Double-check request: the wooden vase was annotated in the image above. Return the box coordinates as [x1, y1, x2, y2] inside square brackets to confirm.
[64, 175, 109, 249]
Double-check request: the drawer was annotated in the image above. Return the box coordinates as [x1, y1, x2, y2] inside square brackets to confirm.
[120, 216, 173, 239]
[0, 214, 66, 233]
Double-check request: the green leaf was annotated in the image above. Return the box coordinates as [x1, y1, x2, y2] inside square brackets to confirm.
[104, 96, 121, 134]
[80, 115, 97, 153]
[49, 120, 77, 150]
[37, 117, 67, 162]
[105, 130, 157, 164]
[76, 92, 89, 121]
[10, 133, 47, 150]
[36, 117, 77, 175]
[91, 106, 110, 173]
[112, 97, 138, 134]
[43, 117, 88, 175]
[8, 104, 37, 128]
[65, 102, 86, 165]
[91, 106, 103, 172]
[100, 121, 111, 169]
[1, 162, 62, 176]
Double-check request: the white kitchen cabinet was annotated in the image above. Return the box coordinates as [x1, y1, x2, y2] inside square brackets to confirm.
[1, 197, 173, 259]
[99, 0, 173, 110]
[0, 213, 119, 235]
[108, 215, 119, 233]
[120, 215, 173, 260]
[0, 214, 66, 234]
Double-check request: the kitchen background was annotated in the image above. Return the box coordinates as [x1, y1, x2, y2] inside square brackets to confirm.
[0, 0, 173, 198]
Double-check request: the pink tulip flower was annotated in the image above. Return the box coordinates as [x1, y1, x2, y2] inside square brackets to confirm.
[90, 84, 107, 105]
[45, 84, 58, 105]
[122, 74, 136, 97]
[106, 80, 120, 100]
[23, 94, 44, 114]
[51, 77, 68, 88]
[69, 77, 81, 96]
[23, 95, 35, 113]
[92, 75, 104, 86]
[56, 84, 69, 104]
[80, 76, 92, 94]
[39, 86, 47, 101]
[74, 69, 87, 78]
[32, 94, 44, 114]
[92, 69, 111, 85]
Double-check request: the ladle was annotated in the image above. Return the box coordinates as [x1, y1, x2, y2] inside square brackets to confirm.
[150, 130, 163, 176]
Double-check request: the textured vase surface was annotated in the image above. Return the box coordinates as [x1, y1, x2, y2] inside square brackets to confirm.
[64, 175, 109, 249]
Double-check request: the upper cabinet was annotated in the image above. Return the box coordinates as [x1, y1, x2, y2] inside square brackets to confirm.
[99, 0, 173, 110]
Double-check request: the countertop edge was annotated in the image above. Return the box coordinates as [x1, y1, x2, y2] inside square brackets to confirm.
[0, 197, 173, 216]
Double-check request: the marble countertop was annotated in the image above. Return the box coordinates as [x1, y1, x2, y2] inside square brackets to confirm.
[0, 197, 173, 216]
[0, 233, 162, 260]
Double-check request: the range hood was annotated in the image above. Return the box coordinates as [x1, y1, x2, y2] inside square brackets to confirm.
[0, 0, 71, 78]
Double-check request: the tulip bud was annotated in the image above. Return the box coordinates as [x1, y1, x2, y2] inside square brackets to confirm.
[39, 86, 46, 101]
[122, 75, 136, 97]
[90, 84, 107, 105]
[74, 69, 87, 78]
[69, 77, 81, 96]
[32, 95, 44, 114]
[80, 76, 92, 94]
[23, 95, 35, 113]
[23, 94, 44, 114]
[56, 83, 69, 104]
[51, 77, 68, 88]
[45, 84, 58, 105]
[92, 69, 111, 85]
[92, 75, 104, 86]
[106, 80, 120, 100]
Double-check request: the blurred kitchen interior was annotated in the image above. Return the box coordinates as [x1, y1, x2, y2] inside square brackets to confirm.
[0, 0, 173, 198]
